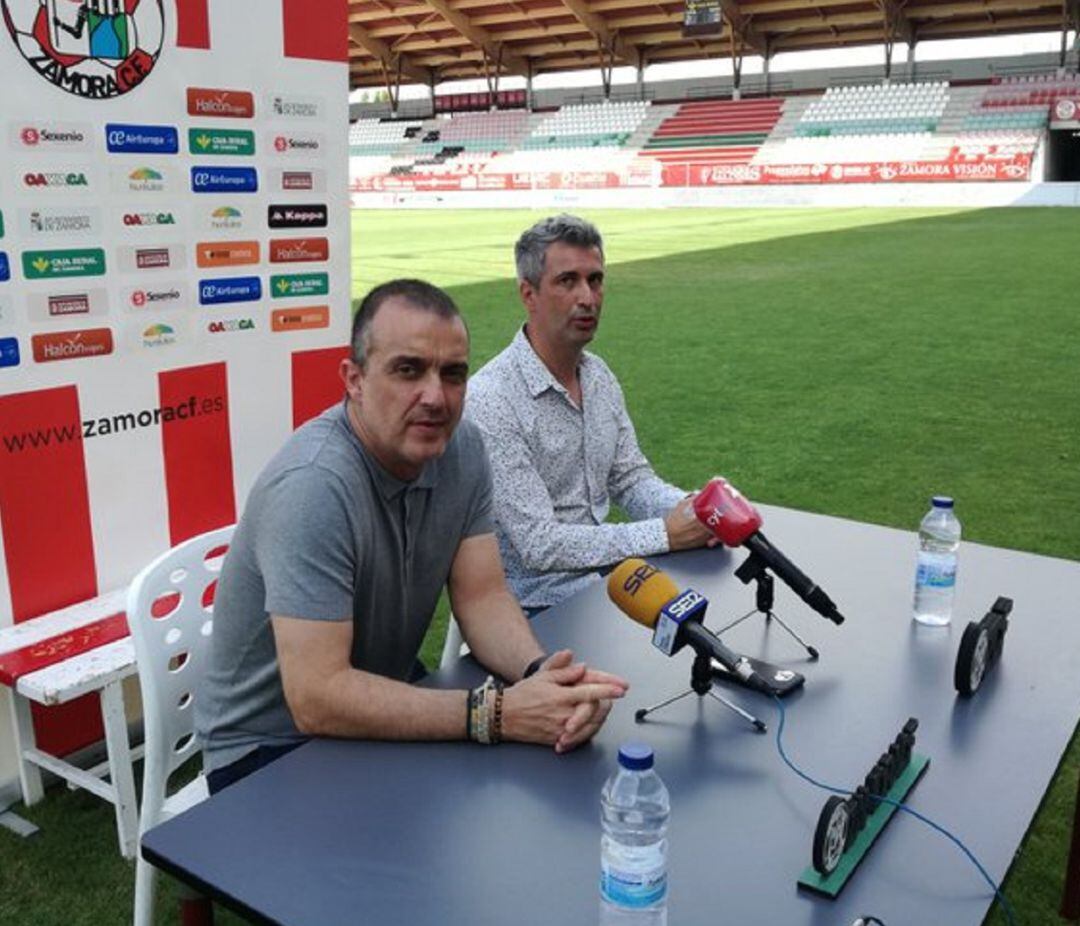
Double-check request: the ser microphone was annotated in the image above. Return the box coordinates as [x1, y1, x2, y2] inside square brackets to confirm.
[607, 558, 773, 694]
[692, 477, 845, 625]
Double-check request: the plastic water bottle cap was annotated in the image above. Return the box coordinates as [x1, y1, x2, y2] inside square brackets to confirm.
[931, 496, 955, 509]
[618, 743, 654, 771]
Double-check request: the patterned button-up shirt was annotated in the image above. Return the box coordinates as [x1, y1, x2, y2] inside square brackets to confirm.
[465, 327, 685, 609]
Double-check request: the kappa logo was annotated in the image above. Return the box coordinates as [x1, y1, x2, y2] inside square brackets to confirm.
[3, 0, 164, 100]
[267, 204, 327, 229]
[32, 327, 114, 362]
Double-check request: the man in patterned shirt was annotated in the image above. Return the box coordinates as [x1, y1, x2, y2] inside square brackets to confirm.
[466, 215, 715, 613]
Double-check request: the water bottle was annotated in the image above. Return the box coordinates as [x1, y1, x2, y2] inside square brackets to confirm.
[600, 743, 670, 925]
[913, 495, 961, 626]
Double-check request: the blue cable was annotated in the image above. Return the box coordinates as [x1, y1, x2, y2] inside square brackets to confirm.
[771, 695, 1017, 926]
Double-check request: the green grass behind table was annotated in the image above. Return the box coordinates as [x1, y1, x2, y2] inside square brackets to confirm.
[2, 207, 1077, 925]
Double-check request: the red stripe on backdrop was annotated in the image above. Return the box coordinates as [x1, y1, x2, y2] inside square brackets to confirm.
[159, 363, 237, 545]
[175, 0, 211, 49]
[282, 0, 348, 62]
[0, 386, 103, 756]
[292, 346, 349, 429]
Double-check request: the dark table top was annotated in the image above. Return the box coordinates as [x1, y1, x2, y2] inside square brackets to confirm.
[144, 505, 1080, 925]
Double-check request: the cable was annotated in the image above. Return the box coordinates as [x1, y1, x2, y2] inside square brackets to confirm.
[771, 695, 1017, 926]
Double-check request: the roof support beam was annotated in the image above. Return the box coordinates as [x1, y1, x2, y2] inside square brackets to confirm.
[554, 0, 638, 65]
[348, 22, 432, 84]
[419, 0, 531, 77]
[717, 0, 768, 55]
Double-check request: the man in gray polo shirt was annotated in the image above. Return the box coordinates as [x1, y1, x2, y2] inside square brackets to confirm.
[198, 279, 627, 791]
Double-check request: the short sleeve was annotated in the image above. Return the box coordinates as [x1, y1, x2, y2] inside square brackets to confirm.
[254, 465, 358, 622]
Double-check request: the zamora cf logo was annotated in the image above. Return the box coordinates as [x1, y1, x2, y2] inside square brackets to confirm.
[3, 0, 164, 100]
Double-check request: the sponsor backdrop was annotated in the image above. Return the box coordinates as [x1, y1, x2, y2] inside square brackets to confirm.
[0, 0, 350, 762]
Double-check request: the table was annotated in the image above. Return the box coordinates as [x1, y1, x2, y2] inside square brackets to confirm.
[0, 589, 140, 858]
[142, 505, 1080, 924]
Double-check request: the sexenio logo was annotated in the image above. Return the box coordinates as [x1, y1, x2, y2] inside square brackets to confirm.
[10, 122, 92, 151]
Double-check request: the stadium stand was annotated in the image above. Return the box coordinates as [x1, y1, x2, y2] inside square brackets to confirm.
[640, 98, 785, 166]
[350, 75, 1058, 192]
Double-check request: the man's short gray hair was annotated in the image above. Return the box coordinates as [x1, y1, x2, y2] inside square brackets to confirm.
[514, 214, 604, 288]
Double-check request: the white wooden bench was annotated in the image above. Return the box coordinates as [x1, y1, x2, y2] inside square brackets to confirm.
[0, 589, 141, 859]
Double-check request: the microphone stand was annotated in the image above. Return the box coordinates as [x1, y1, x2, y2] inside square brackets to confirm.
[634, 651, 767, 733]
[717, 553, 819, 660]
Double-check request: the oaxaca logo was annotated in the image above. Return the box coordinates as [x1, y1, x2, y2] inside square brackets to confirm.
[23, 171, 89, 189]
[122, 210, 176, 227]
[23, 248, 106, 279]
[208, 318, 255, 334]
[3, 0, 164, 100]
[32, 327, 114, 362]
[141, 322, 175, 347]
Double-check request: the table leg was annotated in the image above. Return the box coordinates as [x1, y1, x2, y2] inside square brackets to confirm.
[100, 680, 139, 860]
[1063, 767, 1080, 920]
[8, 690, 44, 806]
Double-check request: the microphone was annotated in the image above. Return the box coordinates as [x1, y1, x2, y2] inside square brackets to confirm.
[692, 477, 845, 625]
[607, 558, 773, 694]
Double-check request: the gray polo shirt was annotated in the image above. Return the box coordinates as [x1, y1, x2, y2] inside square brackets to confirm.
[196, 401, 494, 773]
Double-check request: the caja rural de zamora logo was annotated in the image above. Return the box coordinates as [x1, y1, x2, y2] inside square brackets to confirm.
[3, 0, 164, 100]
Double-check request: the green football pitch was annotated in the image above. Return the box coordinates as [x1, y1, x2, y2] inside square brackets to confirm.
[1, 207, 1076, 925]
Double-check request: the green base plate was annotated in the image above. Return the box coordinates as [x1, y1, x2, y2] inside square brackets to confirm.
[797, 752, 930, 898]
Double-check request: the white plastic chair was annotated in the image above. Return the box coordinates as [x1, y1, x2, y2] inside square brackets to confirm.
[128, 524, 235, 926]
[439, 613, 468, 669]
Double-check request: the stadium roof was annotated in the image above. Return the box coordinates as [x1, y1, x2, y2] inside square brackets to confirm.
[347, 0, 1078, 88]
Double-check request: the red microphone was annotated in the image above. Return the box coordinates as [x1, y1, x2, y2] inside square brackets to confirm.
[692, 477, 845, 625]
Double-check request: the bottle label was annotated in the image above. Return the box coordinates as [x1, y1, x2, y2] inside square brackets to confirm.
[600, 836, 667, 909]
[915, 551, 957, 590]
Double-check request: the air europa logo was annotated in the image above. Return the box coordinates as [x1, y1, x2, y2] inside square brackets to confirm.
[3, 0, 165, 100]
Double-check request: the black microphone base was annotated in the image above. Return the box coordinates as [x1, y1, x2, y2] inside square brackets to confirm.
[711, 655, 805, 697]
